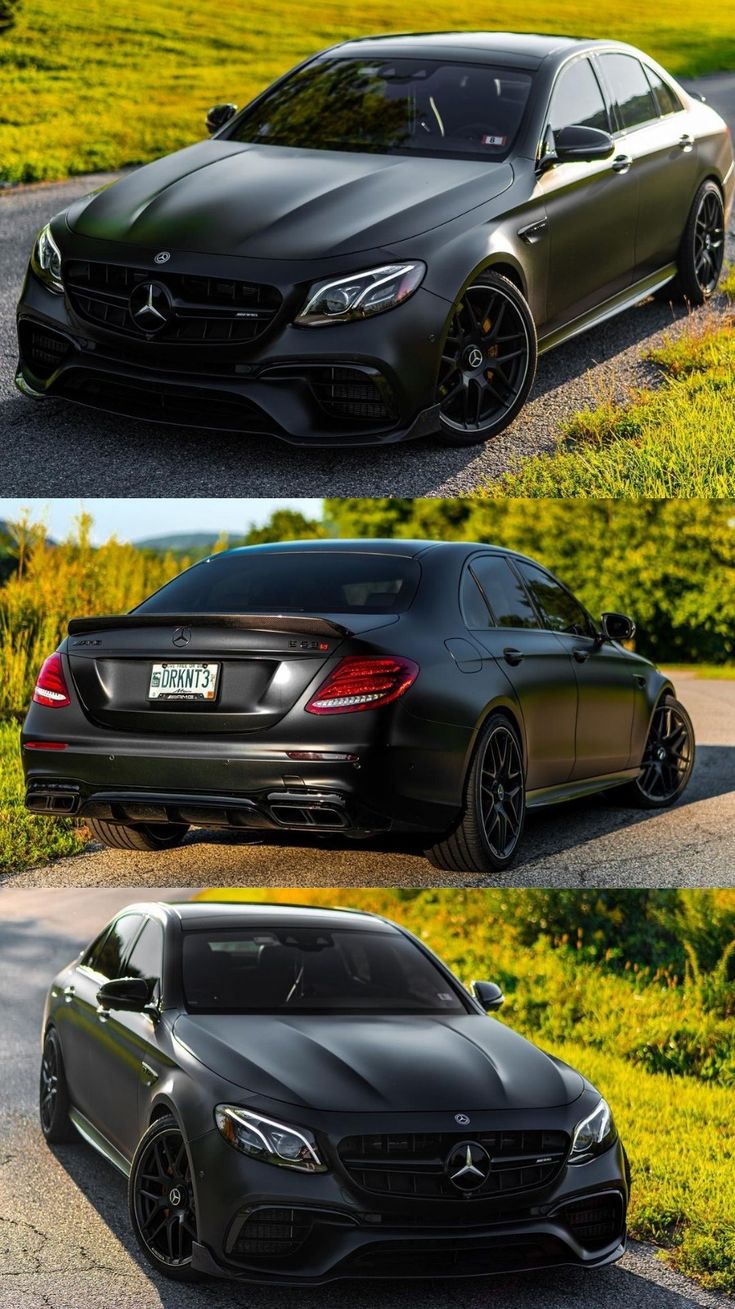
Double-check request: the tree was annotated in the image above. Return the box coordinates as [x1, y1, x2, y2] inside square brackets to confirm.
[0, 0, 20, 31]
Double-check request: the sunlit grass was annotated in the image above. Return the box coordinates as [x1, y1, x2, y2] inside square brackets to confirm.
[1, 0, 735, 183]
[0, 719, 85, 874]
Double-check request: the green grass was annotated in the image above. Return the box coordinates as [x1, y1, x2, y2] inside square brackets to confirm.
[664, 664, 735, 679]
[0, 720, 85, 874]
[479, 317, 735, 498]
[197, 887, 735, 1292]
[1, 0, 735, 183]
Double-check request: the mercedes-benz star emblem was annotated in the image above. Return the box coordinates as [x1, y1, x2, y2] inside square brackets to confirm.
[446, 1141, 491, 1192]
[129, 281, 173, 334]
[454, 1113, 471, 1126]
[466, 345, 484, 369]
[154, 250, 172, 264]
[172, 627, 191, 647]
[168, 1186, 182, 1206]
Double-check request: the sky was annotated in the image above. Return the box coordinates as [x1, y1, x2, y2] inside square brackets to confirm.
[0, 499, 323, 544]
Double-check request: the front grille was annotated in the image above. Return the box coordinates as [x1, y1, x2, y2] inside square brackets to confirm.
[339, 1130, 568, 1200]
[65, 260, 282, 344]
[558, 1193, 624, 1250]
[54, 369, 280, 433]
[19, 322, 70, 380]
[309, 366, 395, 423]
[232, 1208, 313, 1259]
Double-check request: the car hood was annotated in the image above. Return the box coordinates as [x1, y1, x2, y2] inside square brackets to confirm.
[65, 140, 514, 260]
[174, 1013, 584, 1112]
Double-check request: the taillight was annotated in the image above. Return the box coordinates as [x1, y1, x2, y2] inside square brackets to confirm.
[305, 656, 418, 715]
[32, 653, 71, 708]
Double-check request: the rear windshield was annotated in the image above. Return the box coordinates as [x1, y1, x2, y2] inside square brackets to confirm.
[135, 551, 420, 615]
[227, 57, 533, 160]
[182, 926, 468, 1014]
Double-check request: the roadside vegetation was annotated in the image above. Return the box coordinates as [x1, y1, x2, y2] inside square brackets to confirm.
[198, 886, 735, 1292]
[2, 0, 735, 183]
[480, 299, 735, 498]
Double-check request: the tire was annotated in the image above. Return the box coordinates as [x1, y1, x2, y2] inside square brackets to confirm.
[129, 1115, 204, 1282]
[86, 818, 189, 851]
[425, 713, 526, 873]
[616, 694, 695, 809]
[436, 271, 538, 446]
[39, 1029, 77, 1143]
[661, 181, 725, 306]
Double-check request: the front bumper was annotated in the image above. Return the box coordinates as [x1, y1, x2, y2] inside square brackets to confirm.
[185, 1124, 629, 1285]
[16, 247, 451, 445]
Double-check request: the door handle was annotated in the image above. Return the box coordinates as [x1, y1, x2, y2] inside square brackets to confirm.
[611, 154, 633, 173]
[573, 648, 591, 663]
[678, 134, 694, 152]
[503, 647, 524, 666]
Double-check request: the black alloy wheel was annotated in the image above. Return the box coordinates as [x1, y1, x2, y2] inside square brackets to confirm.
[39, 1029, 76, 1142]
[436, 271, 537, 445]
[617, 694, 695, 809]
[427, 713, 526, 873]
[130, 1117, 202, 1280]
[668, 181, 726, 305]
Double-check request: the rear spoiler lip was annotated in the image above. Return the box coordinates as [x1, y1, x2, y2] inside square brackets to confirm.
[67, 613, 351, 639]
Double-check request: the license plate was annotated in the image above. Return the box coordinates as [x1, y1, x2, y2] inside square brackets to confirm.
[148, 662, 220, 701]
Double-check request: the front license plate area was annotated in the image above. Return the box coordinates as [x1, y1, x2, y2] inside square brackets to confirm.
[148, 662, 221, 702]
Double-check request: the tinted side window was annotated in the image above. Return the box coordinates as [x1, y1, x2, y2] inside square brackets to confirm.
[471, 557, 539, 629]
[549, 58, 610, 134]
[124, 918, 164, 999]
[86, 914, 145, 980]
[460, 567, 492, 628]
[516, 562, 592, 635]
[600, 54, 658, 130]
[644, 68, 683, 116]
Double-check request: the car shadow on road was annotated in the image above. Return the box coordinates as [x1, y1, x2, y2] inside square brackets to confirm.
[47, 1142, 724, 1309]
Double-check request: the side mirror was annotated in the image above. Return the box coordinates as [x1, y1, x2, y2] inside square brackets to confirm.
[472, 980, 505, 1012]
[96, 976, 156, 1013]
[553, 124, 615, 164]
[601, 611, 636, 643]
[206, 103, 238, 135]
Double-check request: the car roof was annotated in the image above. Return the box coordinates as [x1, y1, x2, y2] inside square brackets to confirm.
[213, 539, 520, 561]
[327, 31, 631, 70]
[123, 900, 399, 934]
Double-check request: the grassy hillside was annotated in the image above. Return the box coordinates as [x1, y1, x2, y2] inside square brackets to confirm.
[2, 0, 735, 183]
[198, 887, 735, 1292]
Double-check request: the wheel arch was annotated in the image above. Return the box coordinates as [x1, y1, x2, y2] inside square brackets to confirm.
[467, 696, 529, 783]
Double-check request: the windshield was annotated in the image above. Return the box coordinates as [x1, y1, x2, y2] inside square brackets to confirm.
[228, 57, 533, 160]
[182, 926, 468, 1014]
[135, 551, 421, 615]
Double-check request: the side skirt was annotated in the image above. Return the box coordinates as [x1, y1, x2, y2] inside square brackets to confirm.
[68, 1106, 131, 1177]
[526, 768, 640, 809]
[537, 265, 678, 356]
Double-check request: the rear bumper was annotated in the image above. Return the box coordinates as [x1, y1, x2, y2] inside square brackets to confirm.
[16, 263, 448, 446]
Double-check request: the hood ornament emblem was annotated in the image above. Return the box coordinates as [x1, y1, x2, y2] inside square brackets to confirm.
[154, 250, 171, 264]
[454, 1113, 470, 1126]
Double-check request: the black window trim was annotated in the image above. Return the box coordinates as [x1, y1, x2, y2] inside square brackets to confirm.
[512, 557, 599, 639]
[537, 50, 615, 161]
[125, 914, 165, 1000]
[461, 550, 543, 633]
[640, 62, 685, 118]
[78, 911, 154, 983]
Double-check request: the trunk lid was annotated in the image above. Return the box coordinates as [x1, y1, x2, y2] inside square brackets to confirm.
[65, 612, 394, 735]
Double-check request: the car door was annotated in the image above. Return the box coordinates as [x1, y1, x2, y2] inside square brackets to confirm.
[460, 554, 577, 790]
[88, 915, 166, 1158]
[595, 53, 699, 279]
[538, 54, 638, 331]
[514, 559, 639, 778]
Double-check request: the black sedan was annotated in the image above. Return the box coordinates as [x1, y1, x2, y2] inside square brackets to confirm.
[22, 538, 695, 873]
[16, 32, 733, 447]
[40, 900, 630, 1283]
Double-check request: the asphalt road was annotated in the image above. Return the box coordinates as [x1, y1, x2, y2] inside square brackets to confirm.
[0, 887, 732, 1309]
[4, 673, 734, 889]
[1, 75, 733, 498]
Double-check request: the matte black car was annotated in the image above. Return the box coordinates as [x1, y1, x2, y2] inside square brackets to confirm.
[16, 32, 733, 447]
[40, 900, 630, 1283]
[22, 539, 695, 873]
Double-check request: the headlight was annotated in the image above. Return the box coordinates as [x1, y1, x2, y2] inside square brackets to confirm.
[215, 1105, 327, 1173]
[295, 262, 425, 326]
[31, 223, 64, 294]
[569, 1098, 617, 1164]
